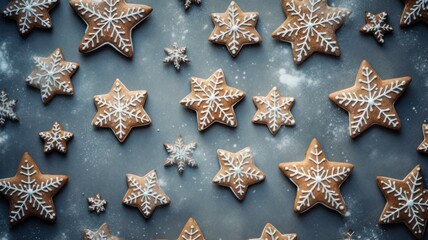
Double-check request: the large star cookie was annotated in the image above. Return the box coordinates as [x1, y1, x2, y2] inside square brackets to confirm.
[70, 0, 152, 58]
[279, 138, 353, 215]
[180, 69, 245, 131]
[212, 147, 265, 200]
[3, 0, 57, 35]
[377, 165, 428, 239]
[122, 170, 170, 218]
[39, 121, 73, 154]
[0, 90, 18, 127]
[164, 135, 197, 175]
[329, 60, 411, 138]
[92, 79, 151, 143]
[251, 223, 297, 240]
[418, 124, 428, 153]
[252, 87, 296, 135]
[272, 0, 351, 65]
[398, 0, 428, 27]
[26, 48, 79, 104]
[83, 223, 123, 240]
[0, 152, 68, 227]
[360, 11, 393, 44]
[178, 218, 205, 240]
[209, 1, 261, 58]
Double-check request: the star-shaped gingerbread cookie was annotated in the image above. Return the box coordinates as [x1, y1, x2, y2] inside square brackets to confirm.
[279, 138, 353, 214]
[251, 223, 297, 240]
[377, 165, 428, 239]
[252, 87, 296, 135]
[178, 218, 205, 240]
[209, 1, 261, 58]
[83, 223, 123, 240]
[70, 0, 152, 58]
[272, 0, 351, 65]
[360, 11, 393, 44]
[180, 69, 245, 131]
[398, 0, 428, 27]
[0, 152, 68, 227]
[92, 79, 151, 143]
[329, 60, 411, 138]
[39, 121, 73, 154]
[418, 124, 428, 153]
[122, 170, 170, 218]
[212, 147, 265, 200]
[26, 48, 79, 104]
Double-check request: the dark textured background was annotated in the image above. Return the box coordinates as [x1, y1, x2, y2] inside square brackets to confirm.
[0, 0, 427, 239]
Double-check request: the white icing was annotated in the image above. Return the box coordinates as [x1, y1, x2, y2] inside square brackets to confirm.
[87, 194, 107, 214]
[361, 12, 393, 43]
[164, 135, 197, 175]
[163, 43, 190, 70]
[402, 0, 428, 25]
[0, 90, 18, 126]
[39, 121, 73, 153]
[418, 124, 428, 153]
[180, 224, 202, 240]
[183, 0, 201, 10]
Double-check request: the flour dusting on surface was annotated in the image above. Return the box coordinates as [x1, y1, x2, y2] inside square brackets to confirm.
[0, 43, 14, 77]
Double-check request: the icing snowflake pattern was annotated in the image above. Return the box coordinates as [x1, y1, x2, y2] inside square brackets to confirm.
[417, 124, 428, 153]
[178, 218, 205, 240]
[88, 194, 107, 214]
[183, 0, 201, 10]
[360, 11, 393, 44]
[399, 0, 428, 26]
[39, 121, 73, 153]
[163, 43, 190, 70]
[0, 90, 18, 126]
[164, 135, 197, 175]
[83, 223, 122, 240]
[251, 223, 297, 240]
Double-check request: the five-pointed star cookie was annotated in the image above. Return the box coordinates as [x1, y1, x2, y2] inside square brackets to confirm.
[122, 170, 170, 218]
[212, 147, 265, 200]
[0, 152, 68, 227]
[272, 0, 351, 65]
[252, 87, 296, 135]
[398, 0, 428, 27]
[39, 121, 73, 154]
[3, 0, 57, 35]
[163, 43, 190, 70]
[178, 218, 205, 240]
[251, 223, 297, 240]
[180, 69, 245, 131]
[70, 0, 152, 58]
[329, 60, 412, 138]
[83, 223, 123, 240]
[279, 138, 353, 215]
[26, 48, 79, 104]
[182, 0, 201, 11]
[377, 165, 428, 239]
[164, 135, 197, 175]
[418, 124, 428, 153]
[92, 79, 151, 143]
[0, 90, 18, 127]
[209, 1, 262, 58]
[360, 11, 393, 44]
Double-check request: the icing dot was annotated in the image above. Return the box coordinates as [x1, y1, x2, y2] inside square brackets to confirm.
[340, 206, 344, 210]
[296, 206, 301, 210]
[115, 82, 120, 87]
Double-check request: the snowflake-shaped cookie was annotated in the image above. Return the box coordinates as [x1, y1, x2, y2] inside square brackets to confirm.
[417, 124, 428, 154]
[251, 223, 297, 240]
[39, 121, 73, 153]
[92, 79, 151, 143]
[83, 223, 123, 240]
[164, 135, 197, 175]
[182, 0, 201, 10]
[377, 165, 428, 239]
[70, 0, 152, 58]
[329, 60, 412, 138]
[279, 138, 353, 215]
[209, 1, 261, 58]
[180, 69, 245, 131]
[252, 87, 296, 135]
[163, 43, 190, 70]
[272, 0, 351, 65]
[0, 152, 68, 227]
[88, 193, 107, 214]
[178, 218, 205, 240]
[399, 0, 428, 27]
[122, 170, 170, 218]
[360, 11, 393, 44]
[3, 0, 57, 35]
[212, 147, 265, 200]
[0, 90, 18, 127]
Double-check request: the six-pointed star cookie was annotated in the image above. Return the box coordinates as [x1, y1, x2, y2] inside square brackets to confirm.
[418, 124, 428, 153]
[252, 87, 296, 135]
[180, 69, 245, 131]
[212, 147, 265, 200]
[0, 90, 18, 127]
[163, 43, 190, 70]
[329, 60, 412, 138]
[164, 135, 197, 175]
[178, 218, 205, 240]
[398, 0, 428, 27]
[0, 152, 68, 227]
[377, 165, 428, 239]
[251, 223, 297, 240]
[92, 79, 151, 143]
[70, 0, 152, 58]
[182, 0, 201, 11]
[83, 223, 123, 240]
[88, 193, 107, 214]
[3, 0, 57, 35]
[26, 48, 79, 104]
[122, 170, 170, 218]
[272, 0, 351, 65]
[279, 138, 353, 215]
[209, 1, 262, 58]
[39, 121, 73, 153]
[360, 11, 393, 44]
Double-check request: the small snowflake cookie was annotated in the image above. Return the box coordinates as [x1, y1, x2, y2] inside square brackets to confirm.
[251, 223, 297, 240]
[212, 147, 265, 200]
[329, 60, 412, 138]
[0, 152, 68, 227]
[182, 0, 201, 11]
[88, 193, 107, 214]
[83, 223, 123, 240]
[418, 124, 428, 154]
[0, 90, 18, 127]
[377, 165, 428, 239]
[163, 43, 190, 70]
[39, 121, 73, 154]
[209, 1, 262, 58]
[398, 0, 428, 27]
[70, 0, 153, 58]
[3, 0, 57, 35]
[278, 138, 354, 215]
[360, 11, 393, 44]
[272, 0, 351, 65]
[177, 218, 205, 240]
[164, 135, 197, 175]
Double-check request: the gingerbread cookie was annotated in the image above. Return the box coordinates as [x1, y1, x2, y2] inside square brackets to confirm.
[212, 147, 265, 200]
[329, 60, 411, 138]
[209, 1, 261, 58]
[252, 87, 295, 135]
[360, 11, 393, 44]
[417, 124, 428, 154]
[39, 121, 73, 153]
[398, 0, 428, 27]
[178, 218, 205, 240]
[279, 138, 353, 214]
[92, 79, 151, 143]
[180, 69, 245, 131]
[0, 152, 68, 227]
[83, 223, 123, 240]
[70, 0, 152, 58]
[252, 223, 296, 240]
[377, 165, 428, 239]
[182, 0, 201, 10]
[164, 135, 197, 175]
[0, 90, 18, 127]
[163, 43, 190, 70]
[272, 0, 351, 65]
[88, 193, 107, 214]
[26, 48, 79, 104]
